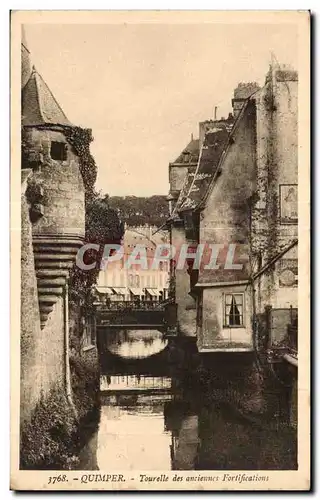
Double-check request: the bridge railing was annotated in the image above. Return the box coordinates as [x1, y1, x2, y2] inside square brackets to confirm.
[95, 300, 165, 312]
[286, 324, 298, 356]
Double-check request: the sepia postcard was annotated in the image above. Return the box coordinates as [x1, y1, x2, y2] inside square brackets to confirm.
[10, 10, 310, 491]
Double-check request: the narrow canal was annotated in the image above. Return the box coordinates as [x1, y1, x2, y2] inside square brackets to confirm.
[78, 330, 297, 471]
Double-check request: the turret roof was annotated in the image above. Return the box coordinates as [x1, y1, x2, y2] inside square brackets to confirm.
[22, 66, 72, 127]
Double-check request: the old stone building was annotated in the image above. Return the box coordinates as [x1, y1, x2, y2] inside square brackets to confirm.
[166, 135, 200, 338]
[96, 225, 169, 302]
[20, 28, 86, 424]
[166, 64, 298, 423]
[166, 117, 234, 339]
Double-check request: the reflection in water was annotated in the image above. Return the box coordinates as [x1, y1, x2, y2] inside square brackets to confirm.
[97, 375, 174, 470]
[79, 373, 296, 471]
[79, 331, 297, 471]
[105, 329, 168, 359]
[97, 393, 173, 470]
[101, 374, 172, 392]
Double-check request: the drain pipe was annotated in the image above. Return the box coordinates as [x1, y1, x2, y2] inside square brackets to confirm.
[64, 282, 78, 420]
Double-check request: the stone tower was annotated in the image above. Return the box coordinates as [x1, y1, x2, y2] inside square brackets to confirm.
[21, 28, 85, 329]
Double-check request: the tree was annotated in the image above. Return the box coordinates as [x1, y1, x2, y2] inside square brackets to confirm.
[69, 194, 124, 307]
[108, 195, 169, 227]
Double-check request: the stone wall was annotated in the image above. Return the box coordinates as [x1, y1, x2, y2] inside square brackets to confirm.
[255, 245, 298, 312]
[23, 127, 85, 238]
[252, 68, 298, 313]
[21, 124, 86, 424]
[200, 100, 257, 284]
[171, 225, 197, 337]
[20, 172, 42, 424]
[252, 69, 298, 258]
[21, 178, 66, 422]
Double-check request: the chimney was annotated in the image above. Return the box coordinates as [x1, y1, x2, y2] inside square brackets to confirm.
[214, 106, 218, 120]
[232, 82, 260, 118]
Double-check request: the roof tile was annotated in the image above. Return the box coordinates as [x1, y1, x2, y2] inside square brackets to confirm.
[179, 122, 232, 212]
[22, 67, 72, 127]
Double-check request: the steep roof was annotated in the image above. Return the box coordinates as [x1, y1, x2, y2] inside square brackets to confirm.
[179, 122, 232, 212]
[172, 138, 200, 165]
[22, 67, 72, 127]
[198, 99, 254, 212]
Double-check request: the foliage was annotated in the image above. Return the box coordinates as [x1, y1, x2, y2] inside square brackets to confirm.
[70, 352, 100, 420]
[20, 385, 78, 470]
[65, 126, 97, 203]
[69, 194, 124, 307]
[108, 195, 169, 227]
[65, 128, 123, 307]
[20, 354, 100, 470]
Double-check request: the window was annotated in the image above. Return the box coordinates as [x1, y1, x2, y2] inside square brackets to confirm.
[224, 293, 244, 327]
[135, 275, 140, 287]
[50, 141, 67, 161]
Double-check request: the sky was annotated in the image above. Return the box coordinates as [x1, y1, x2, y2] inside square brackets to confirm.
[24, 21, 298, 196]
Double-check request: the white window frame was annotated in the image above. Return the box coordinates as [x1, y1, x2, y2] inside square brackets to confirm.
[223, 292, 245, 328]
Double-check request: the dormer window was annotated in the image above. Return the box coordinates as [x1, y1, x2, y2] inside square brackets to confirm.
[50, 141, 67, 161]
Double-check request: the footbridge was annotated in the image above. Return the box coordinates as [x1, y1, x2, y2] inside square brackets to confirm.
[95, 300, 166, 331]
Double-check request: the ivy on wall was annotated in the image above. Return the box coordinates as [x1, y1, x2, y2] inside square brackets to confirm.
[65, 126, 97, 203]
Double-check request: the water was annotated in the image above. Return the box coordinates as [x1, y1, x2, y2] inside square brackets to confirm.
[79, 330, 297, 471]
[104, 329, 167, 360]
